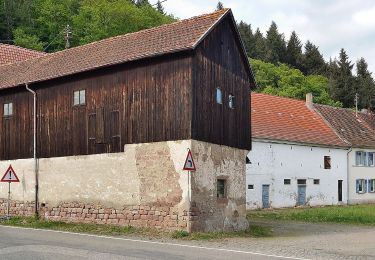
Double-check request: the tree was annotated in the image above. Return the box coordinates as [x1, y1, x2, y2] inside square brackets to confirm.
[286, 31, 303, 71]
[156, 0, 165, 14]
[330, 48, 355, 107]
[302, 41, 327, 75]
[356, 57, 375, 110]
[265, 21, 286, 64]
[135, 0, 150, 7]
[216, 1, 224, 10]
[253, 28, 267, 60]
[237, 21, 255, 57]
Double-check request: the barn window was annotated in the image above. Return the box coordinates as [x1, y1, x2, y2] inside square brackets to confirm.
[3, 102, 13, 116]
[217, 179, 227, 198]
[314, 179, 320, 185]
[216, 88, 222, 104]
[297, 179, 306, 185]
[284, 179, 291, 185]
[248, 184, 254, 189]
[73, 89, 86, 106]
[228, 94, 235, 109]
[324, 156, 331, 169]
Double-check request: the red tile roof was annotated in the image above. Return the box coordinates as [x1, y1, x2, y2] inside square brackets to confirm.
[251, 93, 348, 147]
[0, 44, 45, 65]
[0, 9, 244, 90]
[315, 104, 375, 148]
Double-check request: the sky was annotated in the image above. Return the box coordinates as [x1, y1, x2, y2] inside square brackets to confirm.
[156, 0, 375, 74]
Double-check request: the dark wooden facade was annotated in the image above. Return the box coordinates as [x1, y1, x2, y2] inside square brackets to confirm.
[0, 15, 253, 160]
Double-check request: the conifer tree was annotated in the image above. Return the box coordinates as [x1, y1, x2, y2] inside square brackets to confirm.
[237, 21, 255, 57]
[330, 48, 355, 107]
[265, 21, 286, 64]
[216, 1, 224, 10]
[156, 0, 165, 14]
[253, 28, 267, 60]
[286, 31, 303, 70]
[356, 57, 375, 110]
[302, 41, 326, 75]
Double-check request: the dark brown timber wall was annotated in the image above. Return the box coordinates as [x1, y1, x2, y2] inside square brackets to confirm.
[192, 16, 252, 150]
[0, 53, 192, 160]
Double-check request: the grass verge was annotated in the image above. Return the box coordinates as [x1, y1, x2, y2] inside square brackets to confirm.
[247, 204, 375, 225]
[0, 216, 272, 240]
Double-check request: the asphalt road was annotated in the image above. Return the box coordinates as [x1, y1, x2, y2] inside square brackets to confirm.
[0, 226, 303, 260]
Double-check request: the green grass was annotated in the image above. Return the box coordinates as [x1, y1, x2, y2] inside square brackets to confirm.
[247, 204, 375, 225]
[0, 216, 272, 240]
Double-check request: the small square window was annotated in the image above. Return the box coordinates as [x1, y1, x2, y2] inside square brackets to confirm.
[73, 90, 86, 106]
[284, 179, 291, 185]
[248, 184, 254, 189]
[297, 179, 306, 185]
[228, 94, 235, 109]
[3, 102, 13, 116]
[314, 179, 320, 185]
[216, 88, 222, 104]
[217, 179, 227, 198]
[324, 156, 331, 169]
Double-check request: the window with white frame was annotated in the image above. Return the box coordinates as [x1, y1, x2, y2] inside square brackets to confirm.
[216, 88, 222, 104]
[356, 179, 367, 193]
[355, 151, 374, 166]
[3, 102, 13, 116]
[73, 89, 86, 106]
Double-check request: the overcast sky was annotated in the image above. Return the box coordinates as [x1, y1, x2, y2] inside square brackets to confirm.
[157, 0, 375, 74]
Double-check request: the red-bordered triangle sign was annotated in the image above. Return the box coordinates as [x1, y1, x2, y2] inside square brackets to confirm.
[1, 165, 19, 182]
[183, 149, 196, 171]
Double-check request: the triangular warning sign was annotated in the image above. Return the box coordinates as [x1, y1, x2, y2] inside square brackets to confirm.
[183, 150, 196, 171]
[1, 165, 19, 182]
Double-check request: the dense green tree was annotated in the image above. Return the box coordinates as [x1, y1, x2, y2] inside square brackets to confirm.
[253, 28, 267, 61]
[330, 48, 355, 107]
[265, 21, 286, 64]
[135, 0, 150, 7]
[251, 58, 342, 107]
[302, 41, 327, 75]
[237, 21, 255, 58]
[286, 31, 303, 71]
[356, 57, 375, 110]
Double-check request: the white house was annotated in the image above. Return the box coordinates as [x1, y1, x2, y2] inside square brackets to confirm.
[247, 93, 349, 209]
[315, 105, 375, 204]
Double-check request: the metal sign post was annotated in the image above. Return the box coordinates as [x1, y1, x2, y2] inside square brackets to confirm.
[1, 165, 20, 220]
[183, 149, 196, 233]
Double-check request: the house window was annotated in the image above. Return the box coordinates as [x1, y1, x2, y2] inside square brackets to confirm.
[297, 179, 306, 185]
[356, 179, 367, 193]
[216, 88, 222, 104]
[369, 179, 375, 193]
[324, 156, 331, 169]
[228, 94, 235, 109]
[73, 89, 86, 106]
[355, 151, 374, 166]
[314, 179, 320, 185]
[217, 179, 227, 198]
[284, 179, 291, 185]
[248, 184, 254, 189]
[3, 102, 13, 116]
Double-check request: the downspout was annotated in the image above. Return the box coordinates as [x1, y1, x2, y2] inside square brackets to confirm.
[25, 84, 38, 217]
[346, 147, 352, 205]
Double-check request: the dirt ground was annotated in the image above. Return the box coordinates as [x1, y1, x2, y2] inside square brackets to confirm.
[180, 219, 375, 259]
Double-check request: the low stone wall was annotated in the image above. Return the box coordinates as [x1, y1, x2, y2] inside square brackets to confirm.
[0, 200, 201, 230]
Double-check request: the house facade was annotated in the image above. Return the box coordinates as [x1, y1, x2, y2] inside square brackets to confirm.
[0, 9, 255, 232]
[315, 105, 375, 204]
[247, 93, 349, 209]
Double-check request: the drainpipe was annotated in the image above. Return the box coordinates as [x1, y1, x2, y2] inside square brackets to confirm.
[25, 84, 38, 217]
[346, 147, 352, 205]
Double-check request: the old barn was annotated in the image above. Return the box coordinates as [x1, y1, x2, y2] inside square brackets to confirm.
[0, 9, 255, 231]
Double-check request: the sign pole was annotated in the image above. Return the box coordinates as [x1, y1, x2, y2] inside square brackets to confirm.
[187, 170, 191, 233]
[182, 148, 196, 233]
[7, 182, 10, 219]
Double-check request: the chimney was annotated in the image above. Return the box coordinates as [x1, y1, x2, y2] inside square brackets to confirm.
[306, 93, 313, 110]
